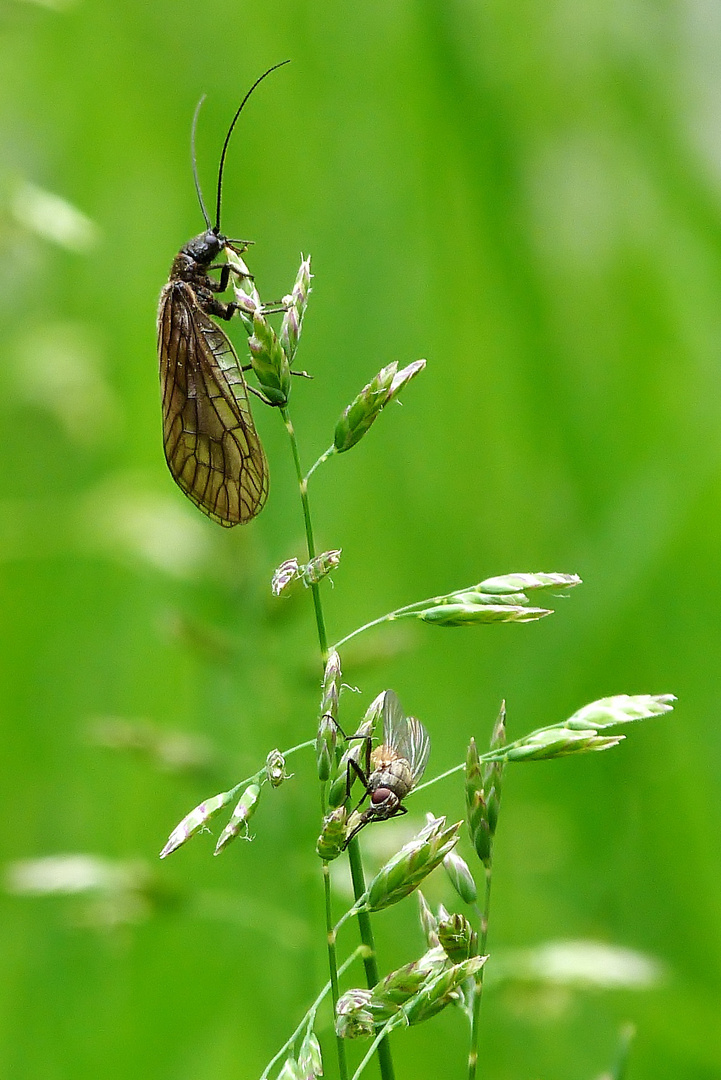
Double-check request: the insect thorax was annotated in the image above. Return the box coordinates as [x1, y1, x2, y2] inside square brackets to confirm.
[168, 230, 227, 283]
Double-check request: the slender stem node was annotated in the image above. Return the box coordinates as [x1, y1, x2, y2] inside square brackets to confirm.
[305, 444, 336, 484]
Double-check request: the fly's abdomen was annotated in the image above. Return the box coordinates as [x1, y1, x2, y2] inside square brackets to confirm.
[372, 759, 414, 800]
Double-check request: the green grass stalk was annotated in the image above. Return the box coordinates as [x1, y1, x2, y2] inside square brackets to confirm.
[281, 403, 395, 1080]
[281, 408, 329, 661]
[468, 866, 493, 1080]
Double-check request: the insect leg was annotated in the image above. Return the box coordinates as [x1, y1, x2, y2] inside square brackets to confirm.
[343, 813, 371, 849]
[205, 264, 232, 293]
[246, 385, 277, 406]
[324, 716, 368, 745]
[202, 297, 240, 321]
[239, 364, 311, 379]
[346, 756, 372, 806]
[258, 302, 289, 314]
[323, 714, 373, 802]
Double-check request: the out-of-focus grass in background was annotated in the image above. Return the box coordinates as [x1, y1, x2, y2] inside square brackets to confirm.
[1, 1, 720, 1077]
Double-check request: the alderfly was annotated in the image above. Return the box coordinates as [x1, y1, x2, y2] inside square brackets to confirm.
[157, 61, 289, 526]
[342, 691, 431, 846]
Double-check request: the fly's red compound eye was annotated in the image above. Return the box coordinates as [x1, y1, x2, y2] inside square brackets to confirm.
[371, 787, 392, 805]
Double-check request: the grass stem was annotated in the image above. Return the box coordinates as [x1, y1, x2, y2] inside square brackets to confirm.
[282, 407, 328, 661]
[282, 404, 395, 1080]
[467, 865, 493, 1080]
[347, 837, 396, 1080]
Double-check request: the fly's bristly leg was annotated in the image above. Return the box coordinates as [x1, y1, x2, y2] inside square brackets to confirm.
[347, 757, 373, 811]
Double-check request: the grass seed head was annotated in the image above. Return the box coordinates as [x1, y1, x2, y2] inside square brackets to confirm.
[266, 749, 290, 788]
[477, 572, 582, 594]
[371, 947, 448, 1010]
[248, 311, 291, 406]
[418, 603, 552, 626]
[316, 807, 348, 861]
[442, 849, 478, 905]
[332, 360, 425, 454]
[482, 702, 506, 835]
[335, 989, 376, 1039]
[316, 713, 336, 783]
[302, 549, 341, 587]
[417, 890, 440, 947]
[465, 738, 492, 866]
[501, 728, 625, 761]
[298, 1028, 323, 1079]
[213, 783, 261, 855]
[438, 913, 476, 962]
[272, 558, 300, 596]
[403, 956, 486, 1025]
[277, 1058, 303, 1080]
[319, 650, 341, 721]
[483, 695, 677, 764]
[280, 255, 312, 363]
[226, 246, 261, 335]
[565, 694, 676, 731]
[365, 816, 462, 912]
[159, 789, 234, 859]
[316, 651, 342, 781]
[333, 364, 398, 453]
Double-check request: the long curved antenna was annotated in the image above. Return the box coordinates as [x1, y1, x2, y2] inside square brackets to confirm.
[191, 95, 212, 230]
[214, 60, 291, 232]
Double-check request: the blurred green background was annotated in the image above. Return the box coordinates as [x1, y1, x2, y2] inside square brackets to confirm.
[1, 1, 720, 1077]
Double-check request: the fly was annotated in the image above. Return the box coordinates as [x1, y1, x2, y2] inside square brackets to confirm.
[157, 61, 289, 527]
[342, 690, 431, 846]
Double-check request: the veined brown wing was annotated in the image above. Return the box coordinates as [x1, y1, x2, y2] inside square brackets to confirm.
[382, 690, 431, 786]
[158, 281, 269, 526]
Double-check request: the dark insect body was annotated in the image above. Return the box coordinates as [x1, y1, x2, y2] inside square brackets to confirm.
[157, 62, 289, 527]
[342, 690, 431, 847]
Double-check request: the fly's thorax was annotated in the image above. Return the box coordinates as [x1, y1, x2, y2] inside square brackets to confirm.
[370, 744, 402, 770]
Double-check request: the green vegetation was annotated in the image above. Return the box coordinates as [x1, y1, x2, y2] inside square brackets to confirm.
[1, 3, 719, 1078]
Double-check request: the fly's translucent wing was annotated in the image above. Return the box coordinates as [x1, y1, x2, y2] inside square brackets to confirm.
[402, 717, 431, 785]
[158, 280, 269, 526]
[382, 690, 431, 785]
